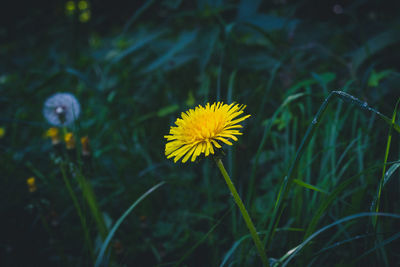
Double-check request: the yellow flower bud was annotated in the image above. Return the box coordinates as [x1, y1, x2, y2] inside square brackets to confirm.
[27, 177, 37, 193]
[0, 127, 5, 138]
[65, 132, 76, 150]
[46, 127, 60, 145]
[80, 136, 91, 156]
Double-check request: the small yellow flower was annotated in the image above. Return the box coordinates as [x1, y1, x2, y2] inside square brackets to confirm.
[27, 177, 37, 193]
[46, 127, 60, 145]
[79, 11, 91, 23]
[0, 127, 5, 139]
[80, 136, 91, 156]
[165, 102, 250, 163]
[78, 0, 88, 10]
[65, 132, 76, 149]
[65, 0, 75, 16]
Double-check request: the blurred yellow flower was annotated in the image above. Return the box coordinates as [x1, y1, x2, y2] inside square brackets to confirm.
[80, 136, 91, 156]
[79, 11, 91, 23]
[0, 127, 5, 138]
[65, 132, 76, 149]
[27, 177, 37, 193]
[78, 0, 88, 10]
[165, 102, 250, 163]
[46, 127, 60, 145]
[65, 1, 75, 15]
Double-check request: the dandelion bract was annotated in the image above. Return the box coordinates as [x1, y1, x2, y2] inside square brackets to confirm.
[164, 102, 250, 163]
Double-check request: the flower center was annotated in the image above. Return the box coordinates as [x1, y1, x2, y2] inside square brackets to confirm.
[189, 113, 224, 142]
[55, 106, 65, 115]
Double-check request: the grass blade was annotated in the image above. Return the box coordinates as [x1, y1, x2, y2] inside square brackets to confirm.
[95, 181, 166, 267]
[265, 91, 400, 249]
[247, 92, 306, 205]
[281, 212, 400, 267]
[353, 232, 400, 263]
[143, 31, 197, 73]
[372, 98, 400, 226]
[292, 179, 328, 194]
[111, 30, 166, 64]
[174, 208, 231, 267]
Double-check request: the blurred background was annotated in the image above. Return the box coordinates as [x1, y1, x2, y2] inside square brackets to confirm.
[1, 0, 400, 266]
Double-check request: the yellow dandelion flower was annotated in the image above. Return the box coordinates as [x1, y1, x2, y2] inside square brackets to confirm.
[27, 177, 37, 193]
[65, 132, 76, 149]
[79, 11, 91, 23]
[164, 102, 250, 163]
[46, 127, 60, 145]
[80, 136, 91, 156]
[78, 0, 88, 10]
[0, 127, 5, 138]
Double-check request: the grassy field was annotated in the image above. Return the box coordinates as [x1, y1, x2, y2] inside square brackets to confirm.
[1, 1, 400, 266]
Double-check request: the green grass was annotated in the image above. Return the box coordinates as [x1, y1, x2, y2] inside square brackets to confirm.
[1, 1, 400, 266]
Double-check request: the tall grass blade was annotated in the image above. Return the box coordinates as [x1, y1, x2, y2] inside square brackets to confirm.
[143, 31, 197, 73]
[121, 0, 156, 34]
[111, 30, 166, 64]
[353, 232, 400, 263]
[281, 212, 400, 267]
[304, 164, 386, 239]
[292, 179, 328, 194]
[372, 98, 400, 226]
[265, 91, 400, 248]
[95, 181, 165, 267]
[220, 232, 266, 267]
[174, 209, 231, 267]
[247, 92, 306, 205]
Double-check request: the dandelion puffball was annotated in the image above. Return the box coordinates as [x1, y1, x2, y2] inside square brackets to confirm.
[43, 93, 80, 126]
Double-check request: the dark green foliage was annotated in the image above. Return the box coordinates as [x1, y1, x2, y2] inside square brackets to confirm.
[1, 0, 400, 266]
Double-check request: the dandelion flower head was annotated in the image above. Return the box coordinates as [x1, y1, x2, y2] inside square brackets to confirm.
[43, 93, 80, 126]
[64, 132, 76, 150]
[0, 127, 5, 139]
[165, 102, 250, 163]
[27, 177, 37, 193]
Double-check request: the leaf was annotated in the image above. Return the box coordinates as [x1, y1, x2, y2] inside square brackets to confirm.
[199, 27, 220, 72]
[185, 91, 195, 107]
[383, 163, 400, 186]
[367, 69, 394, 87]
[157, 105, 179, 117]
[352, 29, 400, 72]
[238, 53, 279, 71]
[240, 13, 299, 32]
[311, 72, 336, 84]
[111, 30, 166, 64]
[143, 30, 198, 73]
[237, 0, 262, 19]
[293, 179, 329, 194]
[220, 234, 252, 267]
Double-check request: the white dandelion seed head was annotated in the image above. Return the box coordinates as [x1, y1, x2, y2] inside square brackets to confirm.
[43, 92, 81, 126]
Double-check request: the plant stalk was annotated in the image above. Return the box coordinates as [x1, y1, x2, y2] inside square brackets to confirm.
[215, 158, 269, 267]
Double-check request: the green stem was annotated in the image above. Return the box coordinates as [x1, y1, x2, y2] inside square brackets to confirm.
[214, 158, 269, 267]
[75, 170, 108, 240]
[60, 164, 94, 260]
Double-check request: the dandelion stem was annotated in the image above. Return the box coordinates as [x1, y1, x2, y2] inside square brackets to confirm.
[60, 164, 94, 260]
[214, 158, 270, 267]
